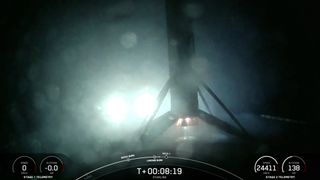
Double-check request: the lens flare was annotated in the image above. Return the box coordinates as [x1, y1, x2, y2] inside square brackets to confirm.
[134, 93, 157, 118]
[105, 96, 128, 123]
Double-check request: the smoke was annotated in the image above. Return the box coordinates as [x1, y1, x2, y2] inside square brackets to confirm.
[5, 0, 168, 167]
[3, 0, 300, 169]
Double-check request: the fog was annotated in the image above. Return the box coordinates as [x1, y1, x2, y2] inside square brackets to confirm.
[2, 0, 318, 171]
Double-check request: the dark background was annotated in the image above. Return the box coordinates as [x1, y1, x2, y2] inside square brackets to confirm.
[0, 0, 319, 178]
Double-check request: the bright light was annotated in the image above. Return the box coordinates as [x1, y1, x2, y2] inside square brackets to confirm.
[176, 118, 183, 126]
[185, 117, 191, 124]
[134, 93, 157, 118]
[105, 96, 128, 123]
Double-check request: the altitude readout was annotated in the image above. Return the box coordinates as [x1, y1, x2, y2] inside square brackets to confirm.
[40, 156, 64, 176]
[282, 156, 306, 175]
